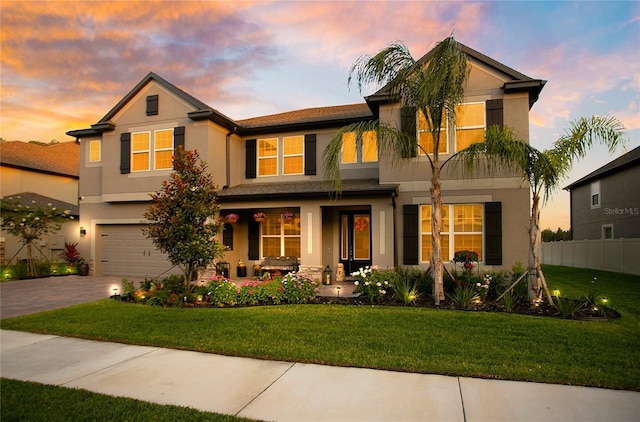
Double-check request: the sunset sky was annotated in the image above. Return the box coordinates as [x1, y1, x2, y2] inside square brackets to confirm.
[1, 1, 638, 230]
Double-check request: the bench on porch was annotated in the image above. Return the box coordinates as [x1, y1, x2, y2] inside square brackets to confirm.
[259, 256, 299, 275]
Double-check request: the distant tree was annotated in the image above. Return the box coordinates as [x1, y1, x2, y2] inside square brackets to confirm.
[542, 228, 571, 242]
[0, 197, 74, 277]
[143, 147, 226, 289]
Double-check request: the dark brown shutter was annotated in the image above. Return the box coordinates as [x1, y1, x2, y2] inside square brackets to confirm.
[403, 204, 419, 265]
[246, 139, 257, 179]
[248, 218, 260, 260]
[401, 107, 417, 157]
[486, 99, 503, 129]
[174, 126, 185, 153]
[222, 223, 234, 250]
[146, 95, 158, 116]
[120, 132, 131, 174]
[484, 202, 502, 265]
[304, 134, 316, 175]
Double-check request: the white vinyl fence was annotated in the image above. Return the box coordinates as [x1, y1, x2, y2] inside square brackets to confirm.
[542, 238, 640, 276]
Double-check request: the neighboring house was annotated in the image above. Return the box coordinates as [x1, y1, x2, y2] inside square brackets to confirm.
[67, 42, 545, 279]
[0, 141, 80, 264]
[564, 146, 640, 240]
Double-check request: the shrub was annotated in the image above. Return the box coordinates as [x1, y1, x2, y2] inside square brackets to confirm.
[447, 285, 479, 310]
[352, 267, 389, 303]
[390, 273, 421, 305]
[206, 277, 238, 307]
[553, 295, 584, 318]
[500, 290, 518, 312]
[281, 272, 319, 304]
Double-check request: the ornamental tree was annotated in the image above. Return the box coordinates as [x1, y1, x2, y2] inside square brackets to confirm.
[0, 196, 74, 277]
[143, 147, 226, 289]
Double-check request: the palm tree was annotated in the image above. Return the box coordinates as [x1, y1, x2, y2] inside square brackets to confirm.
[324, 36, 469, 305]
[457, 116, 625, 303]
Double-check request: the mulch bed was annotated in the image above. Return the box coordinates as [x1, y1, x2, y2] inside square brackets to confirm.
[313, 295, 621, 320]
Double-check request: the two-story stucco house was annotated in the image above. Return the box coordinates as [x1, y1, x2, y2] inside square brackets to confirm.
[565, 146, 640, 240]
[67, 42, 545, 279]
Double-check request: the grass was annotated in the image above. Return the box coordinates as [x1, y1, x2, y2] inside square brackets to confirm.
[2, 265, 639, 391]
[0, 379, 256, 421]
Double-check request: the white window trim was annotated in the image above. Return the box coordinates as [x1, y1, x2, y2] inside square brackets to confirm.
[283, 135, 304, 175]
[131, 131, 151, 172]
[260, 214, 301, 258]
[591, 181, 601, 209]
[602, 224, 613, 240]
[419, 203, 485, 263]
[88, 139, 101, 163]
[257, 138, 279, 177]
[454, 101, 486, 153]
[153, 128, 174, 171]
[417, 112, 450, 156]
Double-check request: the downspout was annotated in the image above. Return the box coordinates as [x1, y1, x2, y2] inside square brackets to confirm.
[223, 127, 237, 190]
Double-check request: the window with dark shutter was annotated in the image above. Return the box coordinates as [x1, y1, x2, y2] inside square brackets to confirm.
[400, 107, 417, 157]
[486, 99, 503, 129]
[174, 126, 185, 153]
[248, 218, 260, 260]
[403, 204, 419, 265]
[246, 139, 257, 179]
[146, 95, 159, 116]
[484, 202, 502, 265]
[304, 134, 316, 175]
[120, 132, 131, 174]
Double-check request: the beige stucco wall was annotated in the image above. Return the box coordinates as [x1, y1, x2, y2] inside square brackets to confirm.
[1, 166, 80, 264]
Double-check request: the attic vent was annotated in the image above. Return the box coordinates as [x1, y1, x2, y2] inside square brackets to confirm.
[146, 95, 159, 116]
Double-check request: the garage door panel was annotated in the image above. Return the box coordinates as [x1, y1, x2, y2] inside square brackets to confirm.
[99, 225, 181, 278]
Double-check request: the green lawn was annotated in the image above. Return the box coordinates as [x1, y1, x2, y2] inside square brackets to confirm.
[2, 265, 639, 391]
[0, 379, 257, 422]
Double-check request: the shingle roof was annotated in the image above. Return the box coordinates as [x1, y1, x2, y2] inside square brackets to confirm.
[237, 104, 373, 129]
[2, 192, 78, 216]
[217, 178, 398, 202]
[0, 141, 79, 178]
[564, 146, 640, 191]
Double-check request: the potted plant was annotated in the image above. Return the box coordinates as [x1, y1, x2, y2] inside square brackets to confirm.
[253, 211, 266, 222]
[225, 213, 239, 223]
[281, 211, 294, 222]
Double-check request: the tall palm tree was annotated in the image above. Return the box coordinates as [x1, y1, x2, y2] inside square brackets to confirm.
[324, 36, 469, 305]
[457, 116, 625, 303]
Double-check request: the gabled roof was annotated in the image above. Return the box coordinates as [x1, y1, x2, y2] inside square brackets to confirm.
[2, 192, 78, 216]
[0, 141, 79, 178]
[67, 72, 238, 138]
[366, 40, 546, 109]
[564, 146, 640, 191]
[217, 178, 398, 202]
[236, 104, 374, 135]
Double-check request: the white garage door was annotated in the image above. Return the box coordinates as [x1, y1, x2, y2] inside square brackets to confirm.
[99, 225, 181, 278]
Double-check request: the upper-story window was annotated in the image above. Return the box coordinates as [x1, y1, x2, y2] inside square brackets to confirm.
[247, 134, 316, 179]
[417, 102, 485, 155]
[258, 138, 278, 176]
[590, 181, 601, 209]
[341, 131, 378, 163]
[131, 129, 174, 172]
[88, 140, 101, 162]
[283, 136, 304, 175]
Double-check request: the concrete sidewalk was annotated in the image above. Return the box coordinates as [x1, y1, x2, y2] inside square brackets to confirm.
[2, 329, 639, 422]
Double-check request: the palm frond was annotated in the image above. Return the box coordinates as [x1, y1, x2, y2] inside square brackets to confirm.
[548, 115, 625, 179]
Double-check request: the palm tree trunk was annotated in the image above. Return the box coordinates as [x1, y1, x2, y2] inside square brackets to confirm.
[529, 193, 555, 305]
[431, 166, 445, 305]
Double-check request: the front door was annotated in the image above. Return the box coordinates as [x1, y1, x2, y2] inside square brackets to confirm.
[339, 212, 372, 275]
